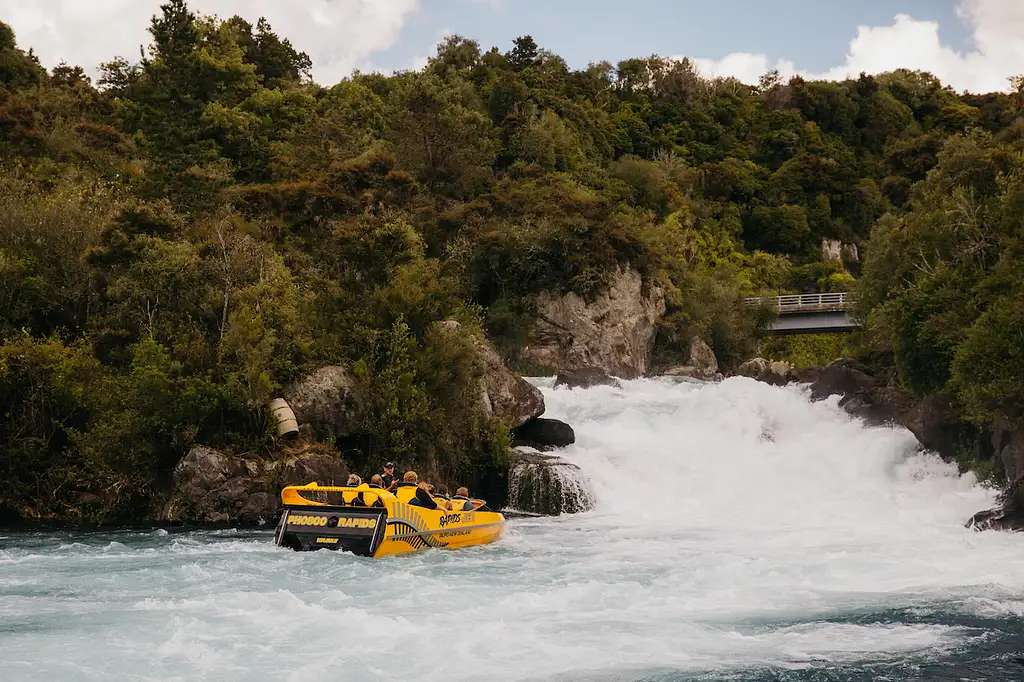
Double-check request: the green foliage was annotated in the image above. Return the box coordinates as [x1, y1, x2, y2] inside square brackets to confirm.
[764, 334, 849, 369]
[860, 126, 1024, 429]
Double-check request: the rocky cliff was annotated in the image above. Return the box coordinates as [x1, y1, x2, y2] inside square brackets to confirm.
[523, 267, 665, 378]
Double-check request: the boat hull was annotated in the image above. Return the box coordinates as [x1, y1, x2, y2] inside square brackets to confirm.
[275, 484, 505, 557]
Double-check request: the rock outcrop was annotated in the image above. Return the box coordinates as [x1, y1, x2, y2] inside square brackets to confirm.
[758, 360, 794, 387]
[661, 338, 721, 380]
[967, 475, 1024, 532]
[512, 418, 576, 449]
[283, 366, 364, 440]
[524, 267, 665, 378]
[434, 320, 544, 428]
[477, 334, 545, 428]
[822, 238, 859, 264]
[554, 367, 622, 390]
[737, 357, 770, 378]
[688, 338, 719, 376]
[165, 445, 347, 525]
[821, 238, 843, 262]
[508, 449, 595, 515]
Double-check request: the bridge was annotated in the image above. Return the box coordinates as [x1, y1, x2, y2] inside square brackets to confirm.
[745, 293, 862, 335]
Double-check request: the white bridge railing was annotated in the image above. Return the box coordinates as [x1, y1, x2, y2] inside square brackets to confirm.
[744, 292, 854, 314]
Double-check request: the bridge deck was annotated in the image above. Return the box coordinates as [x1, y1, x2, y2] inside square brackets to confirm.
[746, 293, 861, 335]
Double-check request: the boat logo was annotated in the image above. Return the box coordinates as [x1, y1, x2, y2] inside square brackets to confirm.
[289, 515, 377, 529]
[438, 513, 461, 527]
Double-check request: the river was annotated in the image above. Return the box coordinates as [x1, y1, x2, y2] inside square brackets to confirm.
[3, 377, 1024, 681]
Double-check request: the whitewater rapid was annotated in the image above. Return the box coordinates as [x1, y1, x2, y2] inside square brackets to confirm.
[3, 377, 1024, 681]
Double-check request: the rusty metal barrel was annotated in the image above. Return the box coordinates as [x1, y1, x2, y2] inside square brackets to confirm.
[268, 398, 299, 438]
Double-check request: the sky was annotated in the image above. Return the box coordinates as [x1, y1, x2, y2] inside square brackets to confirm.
[1, 0, 1022, 93]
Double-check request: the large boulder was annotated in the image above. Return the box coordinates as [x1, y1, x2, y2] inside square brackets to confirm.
[508, 450, 595, 515]
[758, 361, 794, 387]
[454, 324, 545, 428]
[165, 446, 270, 525]
[737, 357, 770, 378]
[800, 358, 907, 425]
[165, 446, 347, 525]
[554, 367, 621, 389]
[512, 418, 576, 449]
[662, 338, 721, 380]
[902, 394, 991, 465]
[523, 267, 665, 378]
[688, 338, 719, 376]
[283, 366, 364, 440]
[277, 451, 348, 488]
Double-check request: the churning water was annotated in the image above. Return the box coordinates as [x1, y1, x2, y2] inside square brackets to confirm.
[4, 377, 1024, 681]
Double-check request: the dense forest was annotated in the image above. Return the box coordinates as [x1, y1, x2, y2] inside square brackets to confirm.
[2, 1, 1023, 521]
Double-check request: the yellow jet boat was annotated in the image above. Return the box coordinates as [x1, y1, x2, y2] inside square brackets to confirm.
[273, 483, 505, 557]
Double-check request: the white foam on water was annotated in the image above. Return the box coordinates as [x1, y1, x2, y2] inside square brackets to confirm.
[2, 377, 1024, 681]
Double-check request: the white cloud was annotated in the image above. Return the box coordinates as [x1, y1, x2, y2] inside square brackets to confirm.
[690, 0, 1024, 93]
[0, 0, 420, 85]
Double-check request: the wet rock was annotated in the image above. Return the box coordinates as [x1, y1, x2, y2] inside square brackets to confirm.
[283, 366, 364, 440]
[554, 367, 621, 390]
[166, 446, 348, 525]
[804, 358, 909, 426]
[513, 418, 576, 449]
[967, 475, 1024, 532]
[737, 357, 770, 378]
[524, 267, 665, 378]
[757, 361, 793, 387]
[508, 449, 595, 515]
[841, 243, 860, 263]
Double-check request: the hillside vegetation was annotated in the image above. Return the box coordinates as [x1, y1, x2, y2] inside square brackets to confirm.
[1, 1, 1023, 520]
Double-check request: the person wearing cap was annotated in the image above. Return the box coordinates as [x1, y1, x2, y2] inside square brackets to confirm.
[381, 462, 398, 491]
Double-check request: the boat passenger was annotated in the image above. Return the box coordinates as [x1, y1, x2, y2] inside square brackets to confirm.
[433, 485, 453, 510]
[362, 475, 386, 507]
[347, 474, 367, 506]
[408, 480, 440, 510]
[451, 487, 475, 512]
[381, 462, 398, 491]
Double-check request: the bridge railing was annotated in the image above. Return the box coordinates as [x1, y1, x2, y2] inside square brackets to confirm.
[744, 292, 854, 314]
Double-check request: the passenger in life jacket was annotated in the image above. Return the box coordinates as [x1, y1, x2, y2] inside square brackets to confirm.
[347, 474, 366, 506]
[451, 487, 475, 512]
[381, 462, 398, 492]
[401, 473, 439, 510]
[361, 475, 386, 507]
[434, 485, 453, 511]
